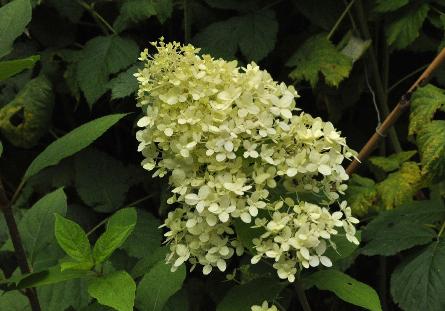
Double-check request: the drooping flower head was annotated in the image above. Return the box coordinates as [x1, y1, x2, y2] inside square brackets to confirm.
[135, 39, 359, 282]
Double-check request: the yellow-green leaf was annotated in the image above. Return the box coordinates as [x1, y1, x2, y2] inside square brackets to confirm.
[345, 174, 378, 217]
[416, 120, 445, 180]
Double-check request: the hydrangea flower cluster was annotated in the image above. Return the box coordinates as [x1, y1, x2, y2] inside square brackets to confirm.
[135, 39, 359, 282]
[251, 301, 278, 311]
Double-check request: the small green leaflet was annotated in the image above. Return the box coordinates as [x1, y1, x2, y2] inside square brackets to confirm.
[386, 3, 429, 49]
[0, 0, 32, 58]
[391, 239, 445, 311]
[135, 261, 186, 311]
[193, 9, 278, 62]
[0, 55, 40, 80]
[54, 214, 93, 270]
[305, 269, 382, 311]
[93, 208, 137, 264]
[23, 113, 127, 181]
[287, 34, 353, 88]
[88, 271, 136, 311]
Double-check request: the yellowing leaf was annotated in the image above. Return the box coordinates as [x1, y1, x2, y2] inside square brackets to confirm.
[416, 120, 445, 181]
[287, 34, 353, 87]
[369, 150, 417, 173]
[345, 174, 378, 217]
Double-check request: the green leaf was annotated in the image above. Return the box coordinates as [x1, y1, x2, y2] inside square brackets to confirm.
[345, 174, 378, 217]
[287, 34, 353, 87]
[374, 0, 409, 12]
[417, 120, 445, 181]
[152, 0, 173, 23]
[391, 239, 445, 311]
[305, 270, 382, 311]
[88, 271, 136, 311]
[362, 197, 445, 256]
[376, 161, 423, 210]
[93, 208, 137, 264]
[0, 75, 54, 148]
[325, 231, 361, 262]
[131, 247, 169, 278]
[193, 9, 278, 62]
[136, 261, 186, 311]
[216, 277, 285, 311]
[121, 210, 162, 259]
[18, 188, 67, 263]
[163, 289, 189, 311]
[54, 214, 93, 267]
[233, 218, 263, 254]
[0, 55, 40, 80]
[38, 279, 90, 311]
[74, 148, 140, 212]
[0, 291, 29, 311]
[386, 3, 429, 49]
[114, 0, 156, 32]
[0, 0, 32, 58]
[108, 65, 139, 99]
[409, 84, 445, 136]
[23, 113, 127, 181]
[369, 150, 417, 173]
[76, 35, 138, 106]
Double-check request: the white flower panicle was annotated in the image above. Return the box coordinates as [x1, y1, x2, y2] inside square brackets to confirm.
[135, 39, 359, 282]
[251, 301, 279, 311]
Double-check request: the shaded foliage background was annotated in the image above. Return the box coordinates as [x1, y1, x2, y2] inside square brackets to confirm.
[0, 0, 445, 310]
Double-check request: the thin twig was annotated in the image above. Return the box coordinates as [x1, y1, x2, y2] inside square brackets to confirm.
[327, 0, 357, 41]
[295, 279, 312, 311]
[388, 64, 429, 93]
[77, 0, 117, 35]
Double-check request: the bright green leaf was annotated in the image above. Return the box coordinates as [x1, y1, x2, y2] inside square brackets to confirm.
[88, 271, 136, 311]
[362, 197, 445, 256]
[54, 214, 93, 266]
[136, 261, 186, 311]
[417, 120, 445, 180]
[0, 75, 54, 148]
[305, 270, 382, 311]
[409, 84, 445, 136]
[18, 188, 67, 263]
[369, 150, 417, 173]
[93, 208, 137, 264]
[193, 9, 278, 62]
[386, 3, 429, 49]
[0, 0, 32, 58]
[23, 113, 127, 181]
[374, 0, 409, 12]
[391, 239, 445, 311]
[376, 161, 423, 210]
[216, 277, 285, 311]
[121, 210, 162, 259]
[287, 34, 353, 87]
[76, 35, 138, 106]
[0, 55, 40, 80]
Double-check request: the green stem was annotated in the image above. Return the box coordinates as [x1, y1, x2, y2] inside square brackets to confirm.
[77, 0, 117, 35]
[295, 279, 312, 311]
[388, 64, 428, 93]
[354, 0, 402, 153]
[437, 220, 445, 239]
[327, 0, 357, 41]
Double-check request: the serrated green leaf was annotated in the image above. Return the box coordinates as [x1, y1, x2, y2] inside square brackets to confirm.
[76, 35, 138, 106]
[193, 9, 278, 62]
[0, 0, 32, 58]
[0, 291, 29, 311]
[114, 0, 156, 32]
[108, 65, 139, 99]
[386, 3, 429, 49]
[374, 0, 409, 12]
[305, 270, 382, 311]
[135, 261, 186, 311]
[88, 271, 136, 311]
[74, 148, 141, 212]
[93, 208, 137, 264]
[54, 214, 93, 266]
[391, 239, 445, 311]
[24, 113, 127, 181]
[417, 120, 445, 180]
[18, 188, 67, 263]
[121, 210, 162, 259]
[376, 161, 423, 210]
[0, 55, 40, 80]
[287, 34, 353, 87]
[369, 150, 417, 173]
[362, 197, 445, 256]
[345, 174, 378, 217]
[0, 75, 54, 148]
[216, 277, 285, 311]
[409, 84, 445, 136]
[38, 279, 90, 311]
[152, 0, 173, 23]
